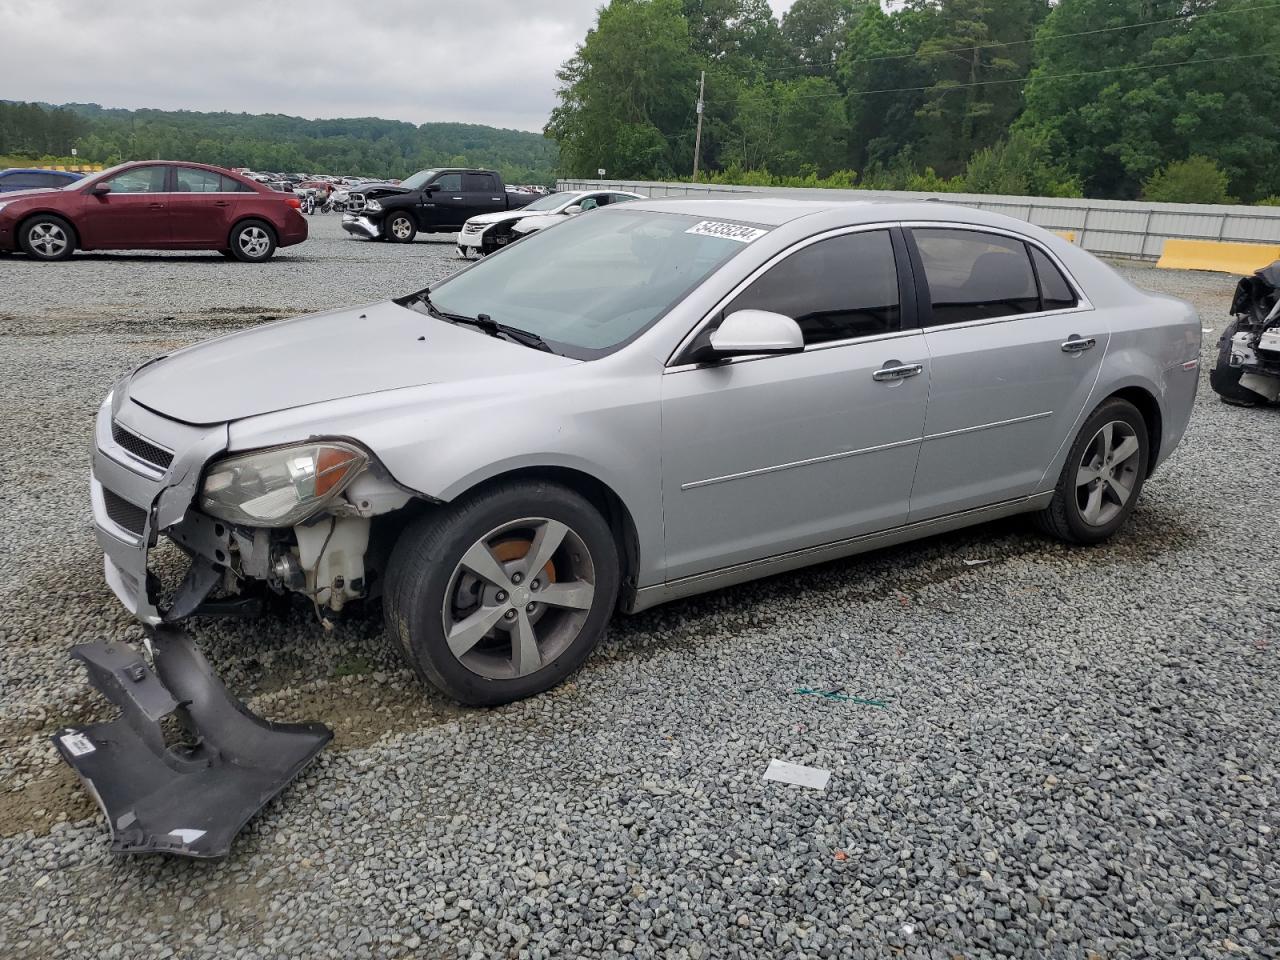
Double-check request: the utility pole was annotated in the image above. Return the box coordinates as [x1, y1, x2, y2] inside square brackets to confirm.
[692, 70, 706, 182]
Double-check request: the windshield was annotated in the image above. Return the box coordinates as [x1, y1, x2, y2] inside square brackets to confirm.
[70, 162, 129, 189]
[522, 191, 576, 212]
[425, 210, 763, 358]
[399, 169, 439, 190]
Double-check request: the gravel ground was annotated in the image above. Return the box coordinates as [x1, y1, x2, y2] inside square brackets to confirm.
[0, 217, 1276, 959]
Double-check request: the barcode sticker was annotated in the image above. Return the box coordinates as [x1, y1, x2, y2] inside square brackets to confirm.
[685, 220, 768, 243]
[60, 732, 96, 757]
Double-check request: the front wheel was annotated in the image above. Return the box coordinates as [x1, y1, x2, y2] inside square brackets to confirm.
[384, 481, 620, 705]
[386, 212, 417, 243]
[229, 220, 277, 262]
[1035, 398, 1149, 544]
[19, 215, 76, 261]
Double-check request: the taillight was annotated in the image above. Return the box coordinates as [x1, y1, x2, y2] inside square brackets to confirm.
[285, 197, 301, 209]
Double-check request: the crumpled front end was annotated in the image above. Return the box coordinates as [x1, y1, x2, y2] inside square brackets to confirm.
[91, 385, 231, 624]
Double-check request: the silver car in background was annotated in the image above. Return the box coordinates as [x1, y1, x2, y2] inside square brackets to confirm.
[92, 198, 1200, 705]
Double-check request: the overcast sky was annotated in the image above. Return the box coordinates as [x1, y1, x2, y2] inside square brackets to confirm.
[0, 0, 796, 133]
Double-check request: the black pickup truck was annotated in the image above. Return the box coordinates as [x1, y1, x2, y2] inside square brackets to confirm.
[341, 167, 536, 243]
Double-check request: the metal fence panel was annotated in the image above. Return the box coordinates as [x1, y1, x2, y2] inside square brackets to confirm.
[557, 179, 1280, 262]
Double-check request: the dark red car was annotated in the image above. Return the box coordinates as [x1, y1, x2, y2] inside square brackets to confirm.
[0, 161, 308, 262]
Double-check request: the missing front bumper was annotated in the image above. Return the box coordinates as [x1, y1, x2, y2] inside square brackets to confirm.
[54, 627, 331, 859]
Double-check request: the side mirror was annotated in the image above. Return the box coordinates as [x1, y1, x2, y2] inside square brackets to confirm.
[91, 183, 112, 196]
[563, 204, 582, 215]
[707, 310, 804, 357]
[423, 183, 440, 194]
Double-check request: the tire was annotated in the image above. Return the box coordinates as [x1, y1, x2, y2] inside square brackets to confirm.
[386, 212, 417, 243]
[1035, 397, 1150, 545]
[384, 480, 620, 706]
[19, 214, 76, 261]
[456, 246, 470, 259]
[1209, 319, 1267, 406]
[229, 220, 277, 262]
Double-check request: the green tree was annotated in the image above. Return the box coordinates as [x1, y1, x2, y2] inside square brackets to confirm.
[1142, 156, 1235, 204]
[1018, 0, 1280, 200]
[546, 0, 700, 178]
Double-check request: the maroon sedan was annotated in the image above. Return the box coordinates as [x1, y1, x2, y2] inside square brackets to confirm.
[0, 161, 308, 262]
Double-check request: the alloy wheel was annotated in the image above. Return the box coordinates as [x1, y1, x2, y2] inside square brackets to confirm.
[441, 518, 596, 680]
[391, 217, 413, 239]
[28, 222, 68, 257]
[1075, 420, 1141, 526]
[239, 226, 270, 258]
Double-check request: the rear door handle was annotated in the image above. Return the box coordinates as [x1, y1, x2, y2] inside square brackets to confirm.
[1061, 336, 1097, 353]
[873, 362, 924, 382]
[213, 200, 230, 207]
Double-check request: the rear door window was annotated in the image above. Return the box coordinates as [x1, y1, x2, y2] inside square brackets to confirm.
[104, 166, 170, 194]
[725, 229, 901, 346]
[911, 228, 1040, 325]
[462, 173, 498, 192]
[174, 167, 225, 192]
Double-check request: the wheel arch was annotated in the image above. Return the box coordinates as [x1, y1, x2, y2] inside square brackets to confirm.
[226, 215, 277, 247]
[432, 465, 642, 611]
[1100, 384, 1163, 477]
[16, 209, 80, 247]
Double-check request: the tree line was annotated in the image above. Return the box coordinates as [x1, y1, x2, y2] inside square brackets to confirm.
[546, 0, 1280, 203]
[0, 101, 560, 184]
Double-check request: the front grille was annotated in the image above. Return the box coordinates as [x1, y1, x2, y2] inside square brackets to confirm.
[347, 193, 366, 213]
[463, 223, 485, 235]
[103, 488, 147, 536]
[112, 421, 173, 470]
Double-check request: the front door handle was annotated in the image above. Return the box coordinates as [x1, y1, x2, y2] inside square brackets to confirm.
[213, 200, 230, 207]
[1061, 336, 1097, 354]
[873, 362, 924, 382]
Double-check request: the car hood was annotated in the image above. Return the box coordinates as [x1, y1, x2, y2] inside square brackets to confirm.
[126, 299, 577, 425]
[352, 182, 409, 199]
[467, 209, 555, 227]
[0, 187, 61, 201]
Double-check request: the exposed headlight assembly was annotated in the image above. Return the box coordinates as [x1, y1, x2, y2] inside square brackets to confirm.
[364, 199, 382, 212]
[200, 441, 368, 527]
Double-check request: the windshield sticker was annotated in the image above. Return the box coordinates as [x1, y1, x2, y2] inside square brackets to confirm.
[685, 220, 768, 243]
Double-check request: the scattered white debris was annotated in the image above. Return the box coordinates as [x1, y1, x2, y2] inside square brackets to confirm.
[762, 759, 830, 791]
[963, 558, 994, 567]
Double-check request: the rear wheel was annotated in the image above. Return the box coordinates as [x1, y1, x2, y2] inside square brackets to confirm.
[386, 212, 417, 243]
[1035, 398, 1149, 544]
[1210, 319, 1268, 406]
[19, 215, 76, 261]
[229, 220, 277, 262]
[385, 480, 619, 706]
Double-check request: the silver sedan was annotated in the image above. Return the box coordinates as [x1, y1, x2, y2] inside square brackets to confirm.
[91, 197, 1201, 704]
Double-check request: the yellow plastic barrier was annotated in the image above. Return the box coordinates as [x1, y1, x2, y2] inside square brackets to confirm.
[1054, 230, 1077, 244]
[1157, 239, 1280, 274]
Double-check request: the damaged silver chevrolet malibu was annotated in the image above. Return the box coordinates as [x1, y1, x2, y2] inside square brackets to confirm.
[67, 198, 1201, 856]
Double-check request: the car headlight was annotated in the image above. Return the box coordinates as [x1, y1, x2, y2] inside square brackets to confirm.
[364, 199, 382, 213]
[199, 441, 368, 528]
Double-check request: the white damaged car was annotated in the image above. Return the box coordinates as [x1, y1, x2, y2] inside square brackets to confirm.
[456, 189, 643, 257]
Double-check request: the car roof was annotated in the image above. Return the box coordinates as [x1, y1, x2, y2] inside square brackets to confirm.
[615, 195, 1041, 231]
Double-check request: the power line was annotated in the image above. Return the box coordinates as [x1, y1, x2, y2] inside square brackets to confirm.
[707, 51, 1280, 107]
[743, 0, 1280, 81]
